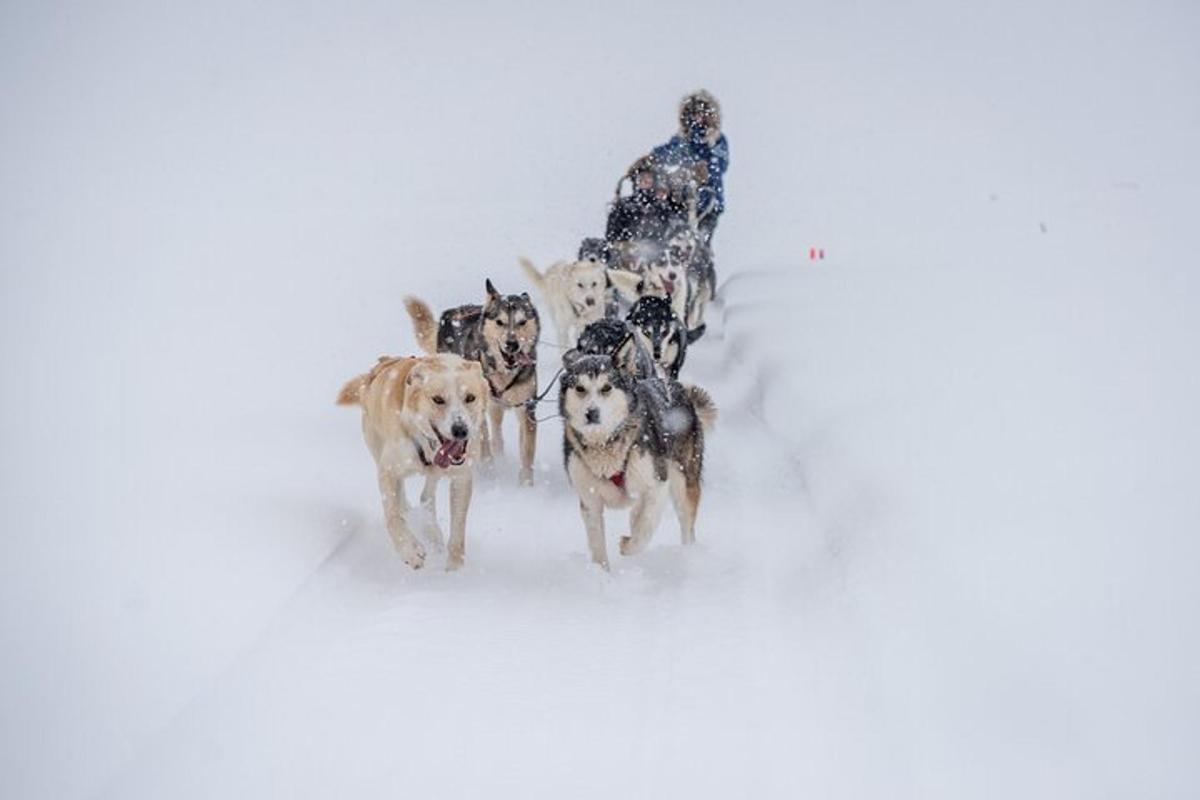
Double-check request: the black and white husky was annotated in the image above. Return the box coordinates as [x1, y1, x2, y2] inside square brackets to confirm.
[626, 295, 689, 379]
[559, 353, 716, 569]
[573, 317, 660, 381]
[405, 280, 540, 485]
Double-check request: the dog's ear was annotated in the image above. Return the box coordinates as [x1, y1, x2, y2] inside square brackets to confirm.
[485, 279, 501, 302]
[562, 348, 582, 371]
[520, 291, 530, 301]
[613, 333, 638, 375]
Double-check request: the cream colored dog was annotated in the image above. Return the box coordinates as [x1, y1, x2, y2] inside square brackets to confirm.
[337, 354, 488, 570]
[519, 257, 610, 348]
[608, 262, 689, 326]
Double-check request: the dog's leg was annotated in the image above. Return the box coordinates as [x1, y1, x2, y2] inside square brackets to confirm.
[446, 470, 473, 571]
[668, 465, 698, 545]
[489, 400, 506, 457]
[479, 409, 492, 461]
[418, 473, 445, 553]
[619, 485, 668, 556]
[518, 401, 536, 486]
[579, 496, 609, 570]
[379, 469, 424, 569]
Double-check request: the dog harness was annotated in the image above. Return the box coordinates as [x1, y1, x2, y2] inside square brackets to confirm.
[610, 472, 626, 489]
[486, 360, 535, 401]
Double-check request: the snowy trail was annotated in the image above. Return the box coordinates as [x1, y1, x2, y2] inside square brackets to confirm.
[104, 272, 880, 798]
[6, 1, 1200, 796]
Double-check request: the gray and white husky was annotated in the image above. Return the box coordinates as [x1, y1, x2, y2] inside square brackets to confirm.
[559, 353, 716, 569]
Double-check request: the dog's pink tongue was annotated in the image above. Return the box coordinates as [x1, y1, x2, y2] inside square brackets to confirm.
[434, 438, 467, 468]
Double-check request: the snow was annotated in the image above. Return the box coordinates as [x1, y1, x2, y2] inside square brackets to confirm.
[2, 1, 1199, 798]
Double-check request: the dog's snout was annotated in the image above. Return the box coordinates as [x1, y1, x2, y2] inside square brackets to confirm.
[585, 407, 600, 425]
[585, 297, 596, 307]
[504, 338, 519, 353]
[451, 421, 469, 440]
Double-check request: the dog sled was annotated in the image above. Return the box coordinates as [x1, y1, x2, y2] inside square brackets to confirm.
[605, 155, 711, 273]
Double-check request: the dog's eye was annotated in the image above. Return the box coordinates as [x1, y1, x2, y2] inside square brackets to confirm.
[432, 396, 446, 405]
[574, 385, 586, 395]
[600, 384, 612, 395]
[464, 393, 476, 404]
[577, 282, 585, 289]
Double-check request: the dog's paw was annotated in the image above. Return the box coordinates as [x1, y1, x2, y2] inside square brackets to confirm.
[618, 535, 644, 556]
[446, 546, 464, 571]
[518, 468, 534, 487]
[397, 539, 427, 570]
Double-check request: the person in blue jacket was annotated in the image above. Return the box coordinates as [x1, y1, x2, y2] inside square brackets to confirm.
[650, 90, 729, 242]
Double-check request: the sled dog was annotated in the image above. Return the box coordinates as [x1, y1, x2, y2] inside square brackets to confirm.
[573, 317, 660, 381]
[337, 354, 487, 570]
[519, 238, 615, 348]
[559, 352, 715, 569]
[665, 222, 716, 335]
[608, 226, 714, 342]
[626, 295, 690, 379]
[405, 281, 540, 485]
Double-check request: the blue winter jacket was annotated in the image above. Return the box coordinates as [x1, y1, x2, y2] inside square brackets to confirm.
[650, 132, 729, 219]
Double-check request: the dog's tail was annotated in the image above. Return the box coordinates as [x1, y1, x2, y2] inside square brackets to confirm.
[518, 257, 546, 293]
[683, 384, 717, 432]
[404, 296, 438, 354]
[337, 373, 368, 406]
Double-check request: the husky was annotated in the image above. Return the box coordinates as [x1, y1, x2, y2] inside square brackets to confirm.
[576, 237, 612, 266]
[609, 226, 715, 342]
[519, 238, 616, 348]
[626, 296, 689, 379]
[405, 280, 540, 485]
[559, 353, 716, 569]
[337, 354, 488, 570]
[572, 317, 660, 381]
[665, 221, 717, 335]
[607, 249, 687, 330]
